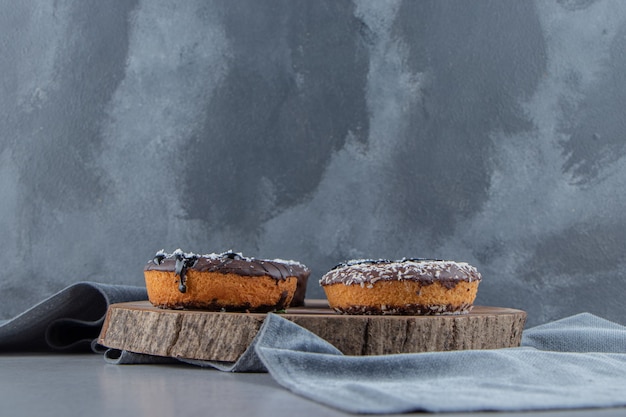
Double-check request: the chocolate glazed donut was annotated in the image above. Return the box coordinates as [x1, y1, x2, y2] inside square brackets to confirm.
[320, 258, 482, 315]
[144, 250, 310, 311]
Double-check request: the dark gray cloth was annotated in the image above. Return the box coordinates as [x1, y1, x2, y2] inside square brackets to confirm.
[0, 282, 147, 352]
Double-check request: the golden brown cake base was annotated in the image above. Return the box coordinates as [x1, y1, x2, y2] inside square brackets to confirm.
[323, 280, 479, 315]
[145, 270, 297, 312]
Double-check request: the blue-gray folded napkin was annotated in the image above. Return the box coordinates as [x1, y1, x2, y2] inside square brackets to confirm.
[253, 313, 626, 413]
[0, 282, 147, 352]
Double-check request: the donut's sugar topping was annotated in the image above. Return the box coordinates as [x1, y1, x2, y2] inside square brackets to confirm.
[330, 257, 443, 270]
[319, 258, 481, 287]
[271, 258, 309, 269]
[153, 249, 246, 263]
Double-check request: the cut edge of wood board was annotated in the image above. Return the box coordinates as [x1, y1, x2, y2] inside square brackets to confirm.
[98, 300, 527, 361]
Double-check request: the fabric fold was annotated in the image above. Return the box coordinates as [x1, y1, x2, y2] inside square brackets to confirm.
[521, 312, 626, 353]
[250, 312, 626, 414]
[0, 282, 147, 352]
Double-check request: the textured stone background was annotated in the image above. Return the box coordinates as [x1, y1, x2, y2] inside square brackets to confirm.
[1, 0, 625, 326]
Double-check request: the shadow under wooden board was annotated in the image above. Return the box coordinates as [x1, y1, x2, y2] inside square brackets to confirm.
[98, 300, 527, 362]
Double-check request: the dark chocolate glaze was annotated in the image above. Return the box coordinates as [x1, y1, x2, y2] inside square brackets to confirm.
[320, 258, 481, 288]
[145, 250, 310, 294]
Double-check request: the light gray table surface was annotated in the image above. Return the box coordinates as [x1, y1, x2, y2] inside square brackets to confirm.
[1, 353, 626, 417]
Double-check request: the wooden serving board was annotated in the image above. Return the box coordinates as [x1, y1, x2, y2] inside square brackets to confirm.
[98, 300, 526, 362]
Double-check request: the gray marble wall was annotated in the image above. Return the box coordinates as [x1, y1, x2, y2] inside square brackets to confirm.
[1, 0, 625, 326]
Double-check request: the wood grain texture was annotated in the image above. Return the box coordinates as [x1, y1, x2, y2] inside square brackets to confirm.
[98, 300, 526, 361]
